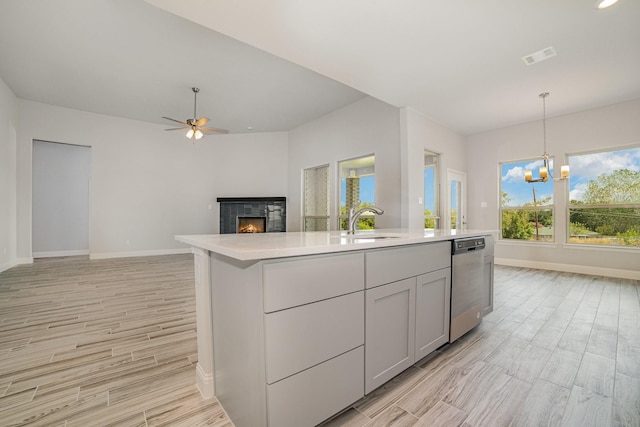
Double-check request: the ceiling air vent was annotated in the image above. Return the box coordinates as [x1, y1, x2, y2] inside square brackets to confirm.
[522, 46, 557, 66]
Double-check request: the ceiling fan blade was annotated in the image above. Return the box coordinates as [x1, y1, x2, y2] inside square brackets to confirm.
[200, 126, 229, 134]
[162, 116, 189, 126]
[195, 117, 209, 127]
[164, 127, 187, 131]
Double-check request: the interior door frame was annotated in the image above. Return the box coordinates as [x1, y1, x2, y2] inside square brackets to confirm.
[446, 169, 467, 231]
[32, 140, 92, 257]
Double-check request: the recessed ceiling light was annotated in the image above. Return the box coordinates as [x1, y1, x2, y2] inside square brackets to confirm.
[522, 46, 557, 66]
[596, 0, 619, 9]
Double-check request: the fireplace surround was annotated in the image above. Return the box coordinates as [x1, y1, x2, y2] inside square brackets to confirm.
[218, 197, 286, 234]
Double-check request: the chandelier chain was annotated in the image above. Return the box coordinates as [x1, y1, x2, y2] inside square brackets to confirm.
[540, 92, 549, 155]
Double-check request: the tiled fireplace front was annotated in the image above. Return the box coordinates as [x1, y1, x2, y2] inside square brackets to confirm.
[217, 197, 286, 234]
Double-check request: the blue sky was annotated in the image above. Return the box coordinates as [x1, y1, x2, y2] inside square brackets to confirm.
[501, 147, 640, 206]
[340, 146, 640, 209]
[340, 175, 375, 206]
[340, 172, 440, 211]
[424, 168, 436, 212]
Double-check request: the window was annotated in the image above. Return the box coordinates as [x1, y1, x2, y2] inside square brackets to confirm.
[568, 147, 640, 246]
[424, 150, 440, 229]
[500, 159, 555, 241]
[338, 155, 375, 230]
[303, 164, 330, 231]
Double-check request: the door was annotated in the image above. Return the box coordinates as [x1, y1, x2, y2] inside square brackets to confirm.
[447, 169, 466, 231]
[415, 268, 451, 360]
[365, 277, 416, 394]
[32, 140, 91, 257]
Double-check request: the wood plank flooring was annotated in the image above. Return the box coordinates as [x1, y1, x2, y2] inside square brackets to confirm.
[322, 266, 640, 427]
[0, 255, 231, 427]
[1, 255, 639, 426]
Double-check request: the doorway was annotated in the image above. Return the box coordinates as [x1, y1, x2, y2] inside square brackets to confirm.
[32, 140, 91, 257]
[447, 169, 466, 231]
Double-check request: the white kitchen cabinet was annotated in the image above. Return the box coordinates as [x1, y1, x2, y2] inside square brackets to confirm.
[364, 242, 452, 394]
[264, 291, 364, 384]
[365, 241, 450, 289]
[482, 235, 494, 316]
[267, 346, 364, 427]
[189, 234, 493, 427]
[482, 256, 494, 316]
[263, 252, 364, 312]
[415, 268, 451, 360]
[209, 251, 365, 427]
[365, 277, 416, 394]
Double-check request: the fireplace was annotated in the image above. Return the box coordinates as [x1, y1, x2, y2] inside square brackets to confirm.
[237, 216, 266, 233]
[218, 197, 286, 234]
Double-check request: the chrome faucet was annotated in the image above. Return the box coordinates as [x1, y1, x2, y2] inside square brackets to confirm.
[347, 206, 384, 234]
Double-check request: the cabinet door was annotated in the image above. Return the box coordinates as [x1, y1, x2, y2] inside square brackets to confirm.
[365, 277, 415, 394]
[415, 268, 451, 361]
[482, 256, 494, 316]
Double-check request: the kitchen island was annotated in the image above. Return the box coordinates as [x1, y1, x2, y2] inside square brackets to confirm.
[176, 229, 495, 427]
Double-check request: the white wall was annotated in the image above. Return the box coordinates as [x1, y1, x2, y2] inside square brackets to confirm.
[467, 99, 640, 278]
[400, 107, 467, 230]
[32, 141, 91, 257]
[16, 100, 288, 259]
[0, 77, 17, 271]
[287, 96, 401, 231]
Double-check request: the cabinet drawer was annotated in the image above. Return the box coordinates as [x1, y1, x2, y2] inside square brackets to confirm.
[365, 242, 450, 289]
[264, 291, 364, 384]
[263, 252, 364, 312]
[267, 346, 364, 427]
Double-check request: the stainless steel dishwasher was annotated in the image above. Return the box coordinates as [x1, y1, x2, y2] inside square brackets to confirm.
[450, 236, 485, 343]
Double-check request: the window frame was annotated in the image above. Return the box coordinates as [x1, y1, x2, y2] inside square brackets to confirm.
[337, 154, 376, 231]
[424, 150, 440, 229]
[565, 145, 640, 248]
[302, 164, 330, 232]
[499, 157, 556, 243]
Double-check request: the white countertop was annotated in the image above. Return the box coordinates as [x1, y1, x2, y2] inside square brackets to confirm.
[176, 229, 497, 261]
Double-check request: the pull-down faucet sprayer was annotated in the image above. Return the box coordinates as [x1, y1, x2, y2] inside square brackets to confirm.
[347, 206, 384, 234]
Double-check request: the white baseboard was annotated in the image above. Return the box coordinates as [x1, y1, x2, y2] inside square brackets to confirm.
[33, 250, 90, 258]
[90, 247, 192, 260]
[195, 362, 215, 399]
[17, 257, 33, 265]
[0, 260, 17, 273]
[495, 258, 640, 281]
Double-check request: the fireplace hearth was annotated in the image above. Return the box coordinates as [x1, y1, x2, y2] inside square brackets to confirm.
[218, 197, 286, 234]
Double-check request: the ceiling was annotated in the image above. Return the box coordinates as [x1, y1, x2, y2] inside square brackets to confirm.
[1, 0, 639, 136]
[0, 0, 365, 134]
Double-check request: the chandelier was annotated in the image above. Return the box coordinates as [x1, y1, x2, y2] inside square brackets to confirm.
[525, 92, 570, 183]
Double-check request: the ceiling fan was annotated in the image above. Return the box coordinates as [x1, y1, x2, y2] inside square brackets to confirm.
[163, 87, 228, 140]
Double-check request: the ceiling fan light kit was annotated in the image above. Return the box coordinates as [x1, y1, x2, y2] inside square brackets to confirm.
[597, 0, 619, 9]
[163, 87, 228, 141]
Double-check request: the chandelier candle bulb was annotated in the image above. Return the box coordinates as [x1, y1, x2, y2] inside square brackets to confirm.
[561, 165, 570, 179]
[539, 167, 548, 180]
[525, 170, 533, 182]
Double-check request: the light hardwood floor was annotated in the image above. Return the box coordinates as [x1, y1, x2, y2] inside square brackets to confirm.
[1, 255, 639, 426]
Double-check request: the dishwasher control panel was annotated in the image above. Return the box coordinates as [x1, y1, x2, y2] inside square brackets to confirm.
[452, 237, 486, 255]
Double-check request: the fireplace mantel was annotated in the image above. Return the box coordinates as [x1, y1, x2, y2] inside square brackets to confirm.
[217, 197, 286, 203]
